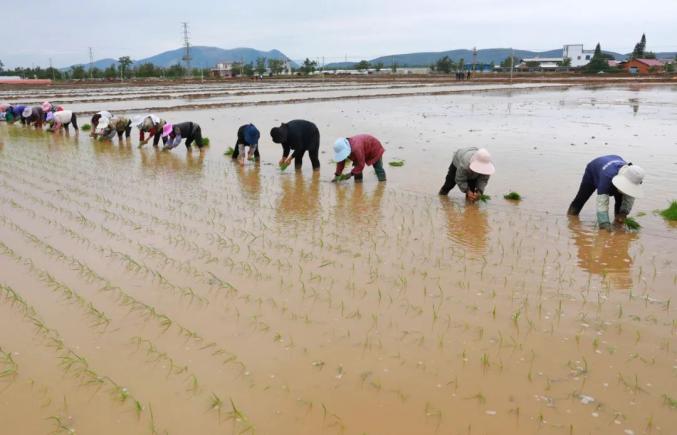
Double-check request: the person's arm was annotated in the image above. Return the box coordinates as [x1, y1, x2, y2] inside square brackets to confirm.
[476, 175, 490, 194]
[455, 167, 470, 193]
[332, 161, 347, 181]
[596, 194, 612, 229]
[614, 195, 635, 225]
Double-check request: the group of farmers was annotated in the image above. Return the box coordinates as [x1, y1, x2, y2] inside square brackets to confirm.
[0, 103, 645, 231]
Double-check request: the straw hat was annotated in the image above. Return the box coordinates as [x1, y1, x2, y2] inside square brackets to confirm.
[469, 148, 495, 175]
[333, 138, 351, 162]
[612, 164, 645, 198]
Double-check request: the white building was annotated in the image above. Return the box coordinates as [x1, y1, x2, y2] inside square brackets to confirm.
[210, 62, 236, 78]
[562, 44, 595, 67]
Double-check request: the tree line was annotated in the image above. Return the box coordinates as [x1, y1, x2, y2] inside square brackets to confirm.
[0, 56, 293, 80]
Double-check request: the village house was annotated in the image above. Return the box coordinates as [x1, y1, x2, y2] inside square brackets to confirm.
[624, 58, 665, 75]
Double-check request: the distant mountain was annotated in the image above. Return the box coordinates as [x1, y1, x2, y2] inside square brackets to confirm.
[132, 46, 296, 68]
[325, 48, 625, 69]
[63, 46, 296, 71]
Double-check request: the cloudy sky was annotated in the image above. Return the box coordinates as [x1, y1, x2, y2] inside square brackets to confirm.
[3, 0, 676, 68]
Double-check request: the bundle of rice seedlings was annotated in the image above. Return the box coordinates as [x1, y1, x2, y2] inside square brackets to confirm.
[388, 160, 405, 167]
[503, 192, 522, 201]
[660, 201, 677, 221]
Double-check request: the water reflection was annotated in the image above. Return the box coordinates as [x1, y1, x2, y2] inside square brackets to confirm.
[568, 218, 637, 290]
[92, 138, 134, 161]
[233, 162, 261, 201]
[275, 172, 321, 223]
[629, 98, 639, 115]
[334, 183, 385, 236]
[440, 198, 489, 256]
[139, 147, 205, 177]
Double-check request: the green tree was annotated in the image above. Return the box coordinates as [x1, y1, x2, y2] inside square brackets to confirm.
[458, 58, 465, 71]
[166, 63, 186, 78]
[435, 56, 454, 74]
[666, 62, 675, 73]
[135, 63, 160, 78]
[375, 62, 384, 72]
[391, 62, 398, 73]
[118, 56, 133, 79]
[356, 60, 371, 71]
[90, 67, 102, 78]
[0, 59, 4, 72]
[71, 65, 86, 80]
[583, 43, 609, 73]
[268, 59, 284, 75]
[243, 62, 255, 77]
[255, 57, 267, 76]
[500, 56, 519, 68]
[559, 57, 572, 67]
[299, 58, 317, 75]
[631, 33, 646, 59]
[104, 64, 118, 79]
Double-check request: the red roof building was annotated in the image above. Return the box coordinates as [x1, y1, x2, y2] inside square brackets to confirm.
[624, 58, 665, 74]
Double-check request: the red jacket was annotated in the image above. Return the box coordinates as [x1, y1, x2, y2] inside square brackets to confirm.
[335, 134, 385, 175]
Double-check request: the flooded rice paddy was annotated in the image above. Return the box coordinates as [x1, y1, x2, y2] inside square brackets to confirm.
[0, 80, 676, 434]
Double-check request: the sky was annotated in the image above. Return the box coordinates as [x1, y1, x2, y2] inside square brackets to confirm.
[2, 0, 676, 68]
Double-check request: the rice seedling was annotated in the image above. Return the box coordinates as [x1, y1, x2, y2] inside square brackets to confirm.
[0, 347, 18, 380]
[201, 137, 210, 146]
[624, 217, 641, 230]
[503, 192, 522, 201]
[662, 394, 677, 409]
[659, 200, 677, 221]
[388, 159, 405, 167]
[47, 416, 76, 434]
[479, 194, 491, 203]
[80, 123, 92, 131]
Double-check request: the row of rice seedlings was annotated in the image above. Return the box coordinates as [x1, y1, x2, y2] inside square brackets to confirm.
[0, 241, 111, 328]
[0, 282, 145, 418]
[3, 185, 320, 358]
[0, 216, 251, 373]
[0, 194, 211, 307]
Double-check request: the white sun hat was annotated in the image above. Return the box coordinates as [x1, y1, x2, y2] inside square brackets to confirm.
[22, 107, 33, 118]
[333, 138, 351, 162]
[469, 148, 496, 175]
[612, 164, 645, 198]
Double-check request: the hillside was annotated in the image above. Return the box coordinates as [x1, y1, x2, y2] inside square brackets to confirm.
[324, 48, 625, 69]
[64, 46, 295, 71]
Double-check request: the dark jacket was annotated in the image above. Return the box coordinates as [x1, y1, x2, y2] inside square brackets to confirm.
[271, 119, 320, 159]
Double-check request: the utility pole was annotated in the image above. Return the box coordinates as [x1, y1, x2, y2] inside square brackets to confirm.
[89, 47, 94, 79]
[182, 22, 192, 78]
[510, 48, 514, 83]
[49, 58, 55, 81]
[472, 46, 477, 72]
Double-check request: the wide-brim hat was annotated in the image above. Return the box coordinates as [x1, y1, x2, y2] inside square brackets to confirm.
[46, 112, 55, 122]
[469, 148, 496, 175]
[22, 107, 33, 118]
[333, 138, 351, 162]
[41, 101, 52, 112]
[162, 123, 173, 137]
[612, 164, 645, 198]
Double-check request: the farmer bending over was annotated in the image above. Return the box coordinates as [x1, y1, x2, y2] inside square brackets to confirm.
[439, 147, 495, 202]
[134, 114, 167, 147]
[332, 134, 386, 183]
[47, 110, 78, 132]
[22, 106, 45, 129]
[567, 155, 645, 230]
[270, 120, 321, 170]
[96, 116, 132, 141]
[162, 122, 204, 151]
[232, 123, 260, 165]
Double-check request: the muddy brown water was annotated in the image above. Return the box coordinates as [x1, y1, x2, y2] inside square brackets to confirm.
[0, 82, 676, 435]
